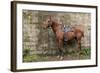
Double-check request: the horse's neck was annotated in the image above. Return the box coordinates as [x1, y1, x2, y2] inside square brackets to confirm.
[51, 21, 61, 34]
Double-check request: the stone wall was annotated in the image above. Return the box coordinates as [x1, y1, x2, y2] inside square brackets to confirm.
[23, 10, 91, 55]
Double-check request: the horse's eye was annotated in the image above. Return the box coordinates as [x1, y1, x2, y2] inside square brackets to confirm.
[48, 21, 50, 22]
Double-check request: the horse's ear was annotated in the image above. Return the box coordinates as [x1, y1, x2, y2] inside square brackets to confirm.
[48, 15, 54, 21]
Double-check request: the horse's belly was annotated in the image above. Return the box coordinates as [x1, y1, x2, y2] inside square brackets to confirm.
[64, 32, 75, 41]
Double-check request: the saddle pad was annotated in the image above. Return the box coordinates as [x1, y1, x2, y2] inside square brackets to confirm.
[63, 27, 71, 32]
[64, 32, 68, 41]
[63, 27, 72, 41]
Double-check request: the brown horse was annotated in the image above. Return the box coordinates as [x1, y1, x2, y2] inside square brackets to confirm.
[43, 16, 84, 59]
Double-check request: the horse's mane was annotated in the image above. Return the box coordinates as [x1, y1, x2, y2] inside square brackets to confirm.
[52, 20, 64, 27]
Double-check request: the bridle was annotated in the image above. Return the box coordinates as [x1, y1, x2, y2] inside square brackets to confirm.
[47, 19, 53, 28]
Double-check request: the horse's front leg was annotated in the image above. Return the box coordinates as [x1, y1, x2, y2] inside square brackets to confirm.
[57, 39, 64, 60]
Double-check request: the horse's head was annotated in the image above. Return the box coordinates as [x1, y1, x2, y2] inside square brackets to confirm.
[43, 16, 53, 29]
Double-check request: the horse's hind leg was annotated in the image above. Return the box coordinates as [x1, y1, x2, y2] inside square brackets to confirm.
[77, 40, 81, 51]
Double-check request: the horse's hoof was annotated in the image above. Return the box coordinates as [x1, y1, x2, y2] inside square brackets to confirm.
[60, 56, 64, 60]
[57, 55, 60, 58]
